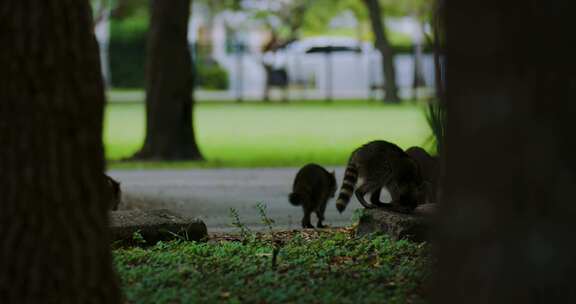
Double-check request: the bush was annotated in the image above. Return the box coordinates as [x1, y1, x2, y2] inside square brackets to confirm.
[108, 15, 229, 90]
[195, 61, 229, 90]
[109, 38, 147, 88]
[108, 15, 148, 88]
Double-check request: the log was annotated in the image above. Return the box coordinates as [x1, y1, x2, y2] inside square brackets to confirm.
[110, 209, 207, 246]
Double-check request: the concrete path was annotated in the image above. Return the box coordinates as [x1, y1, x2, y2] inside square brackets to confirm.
[108, 167, 365, 233]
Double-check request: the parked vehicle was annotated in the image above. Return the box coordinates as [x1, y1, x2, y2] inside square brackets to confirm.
[262, 37, 377, 94]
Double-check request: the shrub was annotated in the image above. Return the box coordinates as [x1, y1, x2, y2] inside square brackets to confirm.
[195, 60, 229, 90]
[108, 14, 148, 88]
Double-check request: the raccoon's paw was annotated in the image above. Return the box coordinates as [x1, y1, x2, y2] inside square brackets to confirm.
[336, 201, 346, 213]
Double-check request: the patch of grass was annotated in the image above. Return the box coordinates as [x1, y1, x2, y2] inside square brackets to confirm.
[302, 27, 414, 50]
[114, 230, 431, 303]
[105, 100, 431, 168]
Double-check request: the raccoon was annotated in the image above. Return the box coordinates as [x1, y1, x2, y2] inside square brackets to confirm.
[104, 174, 121, 211]
[405, 146, 439, 204]
[335, 140, 425, 214]
[289, 163, 337, 228]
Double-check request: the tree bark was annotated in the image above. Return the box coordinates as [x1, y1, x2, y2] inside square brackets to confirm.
[0, 1, 122, 303]
[435, 1, 576, 302]
[134, 0, 203, 160]
[431, 0, 445, 103]
[364, 0, 400, 103]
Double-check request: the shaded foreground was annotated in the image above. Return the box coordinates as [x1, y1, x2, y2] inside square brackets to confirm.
[114, 228, 431, 303]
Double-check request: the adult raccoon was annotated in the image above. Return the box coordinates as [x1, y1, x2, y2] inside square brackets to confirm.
[289, 163, 337, 228]
[405, 146, 439, 204]
[104, 174, 121, 211]
[335, 140, 425, 214]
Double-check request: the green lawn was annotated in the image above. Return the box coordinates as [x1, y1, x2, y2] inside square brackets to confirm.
[105, 100, 432, 168]
[114, 230, 431, 303]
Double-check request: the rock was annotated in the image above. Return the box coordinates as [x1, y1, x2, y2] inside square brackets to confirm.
[110, 209, 207, 246]
[355, 204, 436, 242]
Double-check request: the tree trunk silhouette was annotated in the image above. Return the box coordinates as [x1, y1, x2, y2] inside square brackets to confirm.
[431, 0, 445, 103]
[0, 1, 122, 303]
[364, 0, 400, 103]
[134, 0, 203, 160]
[435, 1, 576, 302]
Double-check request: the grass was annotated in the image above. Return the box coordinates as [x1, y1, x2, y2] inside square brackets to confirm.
[114, 230, 431, 303]
[302, 27, 414, 48]
[105, 100, 432, 169]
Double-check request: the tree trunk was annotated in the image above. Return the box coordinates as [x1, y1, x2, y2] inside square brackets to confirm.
[134, 0, 203, 160]
[431, 0, 445, 103]
[435, 1, 576, 303]
[364, 0, 400, 103]
[0, 1, 122, 303]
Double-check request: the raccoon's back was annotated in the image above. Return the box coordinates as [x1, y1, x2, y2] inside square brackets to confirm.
[351, 140, 406, 178]
[291, 163, 332, 202]
[292, 163, 330, 189]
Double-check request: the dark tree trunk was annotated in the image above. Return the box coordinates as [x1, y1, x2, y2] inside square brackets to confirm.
[0, 1, 122, 303]
[435, 1, 576, 303]
[364, 0, 400, 103]
[134, 0, 203, 160]
[431, 0, 445, 103]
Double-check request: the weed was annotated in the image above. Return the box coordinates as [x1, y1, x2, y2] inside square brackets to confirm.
[229, 208, 253, 243]
[255, 202, 284, 270]
[132, 230, 146, 245]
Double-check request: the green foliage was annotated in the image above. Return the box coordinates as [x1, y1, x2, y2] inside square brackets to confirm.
[424, 100, 446, 154]
[108, 39, 146, 88]
[110, 9, 149, 42]
[109, 10, 148, 88]
[195, 61, 229, 90]
[114, 231, 431, 303]
[104, 100, 432, 168]
[229, 208, 253, 242]
[108, 3, 229, 89]
[255, 203, 275, 233]
[132, 230, 147, 245]
[380, 0, 434, 20]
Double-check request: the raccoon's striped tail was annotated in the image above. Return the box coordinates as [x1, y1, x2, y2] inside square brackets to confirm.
[336, 164, 358, 213]
[289, 192, 309, 206]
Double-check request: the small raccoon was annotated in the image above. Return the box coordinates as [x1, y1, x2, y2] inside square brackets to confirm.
[289, 163, 337, 228]
[104, 174, 121, 211]
[405, 146, 439, 204]
[335, 140, 425, 214]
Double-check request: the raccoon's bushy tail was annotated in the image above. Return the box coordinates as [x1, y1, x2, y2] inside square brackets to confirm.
[336, 163, 358, 213]
[289, 192, 309, 206]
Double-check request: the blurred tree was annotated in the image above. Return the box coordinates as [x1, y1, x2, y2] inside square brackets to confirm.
[0, 0, 122, 302]
[91, 0, 146, 22]
[383, 0, 434, 100]
[435, 0, 576, 302]
[305, 0, 412, 103]
[251, 0, 310, 102]
[196, 0, 241, 57]
[133, 0, 203, 160]
[363, 0, 400, 103]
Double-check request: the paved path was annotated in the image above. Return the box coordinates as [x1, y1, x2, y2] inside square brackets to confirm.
[108, 168, 366, 232]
